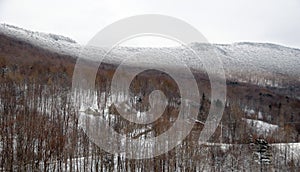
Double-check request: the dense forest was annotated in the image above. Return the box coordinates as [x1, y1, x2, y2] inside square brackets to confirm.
[1, 32, 300, 171]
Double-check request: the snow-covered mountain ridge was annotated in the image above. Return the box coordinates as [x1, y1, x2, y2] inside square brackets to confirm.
[1, 23, 300, 87]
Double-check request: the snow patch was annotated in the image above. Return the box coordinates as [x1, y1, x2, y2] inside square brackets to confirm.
[243, 118, 279, 135]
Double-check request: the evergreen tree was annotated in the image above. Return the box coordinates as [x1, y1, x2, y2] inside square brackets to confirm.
[252, 138, 272, 172]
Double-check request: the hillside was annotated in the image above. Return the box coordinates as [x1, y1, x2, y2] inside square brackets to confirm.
[0, 24, 299, 171]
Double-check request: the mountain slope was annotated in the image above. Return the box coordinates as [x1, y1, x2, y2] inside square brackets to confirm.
[1, 24, 300, 88]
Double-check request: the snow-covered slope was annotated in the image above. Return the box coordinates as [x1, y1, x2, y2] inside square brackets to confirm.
[0, 24, 82, 57]
[212, 42, 300, 84]
[1, 23, 300, 87]
[243, 118, 279, 135]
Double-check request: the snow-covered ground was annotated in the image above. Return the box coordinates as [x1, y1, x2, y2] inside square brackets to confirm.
[39, 142, 300, 171]
[273, 143, 300, 162]
[243, 118, 279, 135]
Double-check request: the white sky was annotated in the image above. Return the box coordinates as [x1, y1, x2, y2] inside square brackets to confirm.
[0, 0, 300, 48]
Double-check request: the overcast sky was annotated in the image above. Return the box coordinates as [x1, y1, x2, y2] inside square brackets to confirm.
[0, 0, 300, 48]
